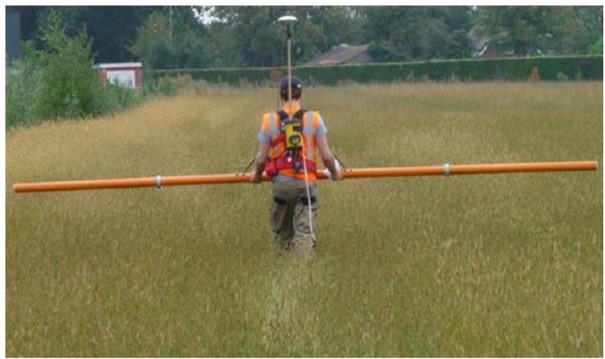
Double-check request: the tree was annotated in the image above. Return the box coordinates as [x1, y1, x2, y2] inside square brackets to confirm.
[590, 36, 602, 55]
[130, 7, 207, 69]
[10, 6, 158, 62]
[37, 11, 103, 119]
[472, 6, 601, 57]
[361, 6, 473, 62]
[12, 5, 602, 71]
[202, 6, 364, 68]
[555, 7, 603, 55]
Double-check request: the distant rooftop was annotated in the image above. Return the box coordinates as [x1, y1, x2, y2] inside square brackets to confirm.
[95, 62, 143, 69]
[308, 44, 371, 65]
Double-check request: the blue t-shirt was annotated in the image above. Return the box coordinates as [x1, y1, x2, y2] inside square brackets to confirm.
[258, 110, 328, 183]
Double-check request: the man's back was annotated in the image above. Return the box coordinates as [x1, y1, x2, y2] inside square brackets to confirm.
[258, 105, 327, 184]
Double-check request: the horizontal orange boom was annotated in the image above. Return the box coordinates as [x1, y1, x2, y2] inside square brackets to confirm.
[13, 161, 598, 193]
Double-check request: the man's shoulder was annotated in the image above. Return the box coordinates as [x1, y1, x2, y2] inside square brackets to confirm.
[261, 112, 276, 122]
[301, 109, 322, 119]
[261, 109, 322, 118]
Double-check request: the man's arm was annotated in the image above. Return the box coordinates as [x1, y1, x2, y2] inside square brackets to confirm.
[316, 135, 343, 181]
[250, 142, 270, 183]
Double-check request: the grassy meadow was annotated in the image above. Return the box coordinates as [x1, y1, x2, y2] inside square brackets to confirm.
[6, 81, 603, 357]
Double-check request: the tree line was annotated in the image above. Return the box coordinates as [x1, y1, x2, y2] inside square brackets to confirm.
[8, 6, 603, 70]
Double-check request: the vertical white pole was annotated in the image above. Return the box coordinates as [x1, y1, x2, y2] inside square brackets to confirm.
[287, 24, 292, 103]
[278, 16, 297, 104]
[278, 15, 315, 254]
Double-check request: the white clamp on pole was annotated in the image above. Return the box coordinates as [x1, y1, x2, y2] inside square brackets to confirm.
[155, 174, 163, 189]
[444, 162, 452, 177]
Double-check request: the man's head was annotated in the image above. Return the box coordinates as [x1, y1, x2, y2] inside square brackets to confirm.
[279, 76, 303, 101]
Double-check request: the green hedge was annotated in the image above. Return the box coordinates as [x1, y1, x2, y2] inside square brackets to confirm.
[150, 56, 603, 86]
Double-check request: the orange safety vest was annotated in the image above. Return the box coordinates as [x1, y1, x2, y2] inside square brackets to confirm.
[262, 107, 322, 183]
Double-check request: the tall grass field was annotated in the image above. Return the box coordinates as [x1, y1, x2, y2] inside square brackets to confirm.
[6, 82, 602, 357]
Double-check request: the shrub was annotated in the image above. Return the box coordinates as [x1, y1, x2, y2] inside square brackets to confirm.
[36, 11, 104, 120]
[590, 36, 602, 55]
[6, 12, 149, 130]
[98, 83, 144, 115]
[150, 55, 603, 86]
[6, 44, 41, 129]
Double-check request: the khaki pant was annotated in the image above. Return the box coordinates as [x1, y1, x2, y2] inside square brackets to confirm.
[270, 182, 318, 258]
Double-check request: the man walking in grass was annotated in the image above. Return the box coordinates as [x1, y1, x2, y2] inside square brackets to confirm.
[251, 76, 342, 258]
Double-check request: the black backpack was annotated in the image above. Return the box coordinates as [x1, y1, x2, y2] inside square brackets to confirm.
[277, 109, 307, 152]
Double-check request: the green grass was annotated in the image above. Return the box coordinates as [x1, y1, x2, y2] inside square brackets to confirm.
[6, 82, 603, 357]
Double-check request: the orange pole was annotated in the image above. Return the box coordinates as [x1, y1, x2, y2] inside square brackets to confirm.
[12, 161, 598, 193]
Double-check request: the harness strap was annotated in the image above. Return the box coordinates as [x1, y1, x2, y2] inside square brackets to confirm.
[267, 109, 317, 177]
[273, 155, 317, 174]
[278, 109, 307, 121]
[270, 133, 286, 148]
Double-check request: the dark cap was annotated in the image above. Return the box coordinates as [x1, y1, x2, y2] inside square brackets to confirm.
[279, 76, 303, 92]
[279, 76, 303, 100]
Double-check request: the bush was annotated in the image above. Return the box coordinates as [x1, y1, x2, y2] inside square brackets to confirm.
[6, 44, 41, 128]
[591, 36, 602, 55]
[36, 12, 104, 120]
[151, 67, 275, 87]
[149, 55, 603, 86]
[156, 74, 209, 94]
[6, 12, 149, 130]
[141, 76, 177, 97]
[98, 83, 144, 115]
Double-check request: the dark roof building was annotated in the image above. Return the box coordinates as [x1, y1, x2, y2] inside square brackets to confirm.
[308, 44, 372, 66]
